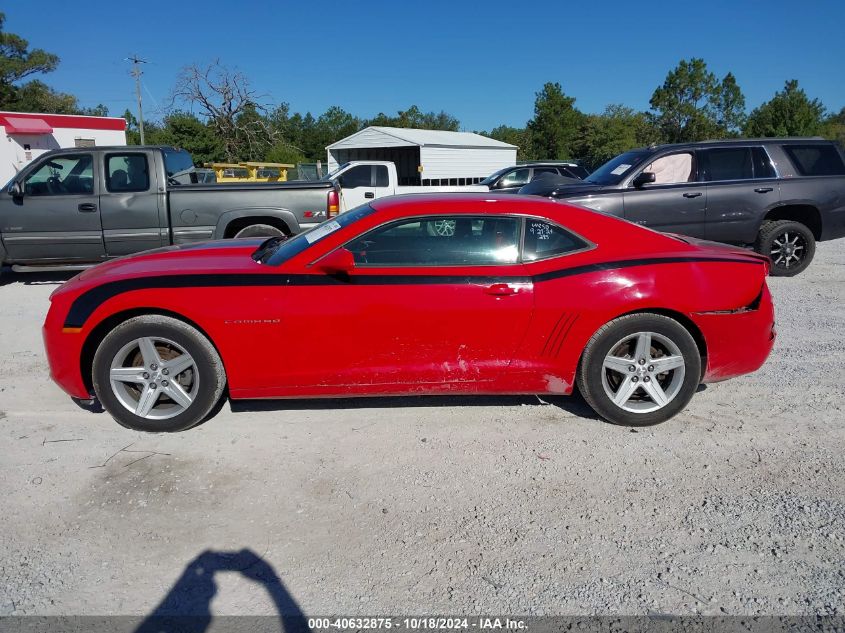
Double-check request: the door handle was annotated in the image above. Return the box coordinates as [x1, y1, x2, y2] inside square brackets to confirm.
[78, 203, 97, 212]
[364, 192, 375, 199]
[682, 192, 702, 198]
[754, 187, 774, 193]
[483, 283, 518, 296]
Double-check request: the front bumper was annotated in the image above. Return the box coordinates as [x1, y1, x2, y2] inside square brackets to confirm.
[43, 306, 91, 400]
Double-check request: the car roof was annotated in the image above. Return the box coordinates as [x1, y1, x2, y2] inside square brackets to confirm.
[513, 162, 579, 167]
[640, 137, 830, 153]
[368, 193, 618, 231]
[41, 145, 184, 154]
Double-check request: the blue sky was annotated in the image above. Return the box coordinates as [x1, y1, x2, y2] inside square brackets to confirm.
[6, 0, 845, 131]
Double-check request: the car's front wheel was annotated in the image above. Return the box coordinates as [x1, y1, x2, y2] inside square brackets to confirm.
[92, 315, 227, 432]
[576, 313, 701, 426]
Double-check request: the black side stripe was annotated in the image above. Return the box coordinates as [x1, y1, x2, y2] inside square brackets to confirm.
[62, 256, 762, 329]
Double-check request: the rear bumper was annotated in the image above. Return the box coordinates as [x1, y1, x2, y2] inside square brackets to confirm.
[694, 285, 776, 383]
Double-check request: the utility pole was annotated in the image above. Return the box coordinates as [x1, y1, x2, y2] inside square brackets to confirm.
[127, 55, 147, 144]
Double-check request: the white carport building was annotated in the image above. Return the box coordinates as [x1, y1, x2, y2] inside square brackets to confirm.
[326, 126, 517, 186]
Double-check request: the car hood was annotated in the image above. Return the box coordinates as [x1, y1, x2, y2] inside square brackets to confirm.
[63, 240, 267, 292]
[519, 179, 613, 197]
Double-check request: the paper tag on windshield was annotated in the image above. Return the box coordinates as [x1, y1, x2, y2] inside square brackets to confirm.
[610, 164, 631, 175]
[305, 220, 342, 244]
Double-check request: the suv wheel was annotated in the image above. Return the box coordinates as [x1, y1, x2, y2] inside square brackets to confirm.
[755, 220, 815, 277]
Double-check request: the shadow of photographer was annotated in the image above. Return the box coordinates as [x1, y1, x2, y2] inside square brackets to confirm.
[134, 549, 310, 633]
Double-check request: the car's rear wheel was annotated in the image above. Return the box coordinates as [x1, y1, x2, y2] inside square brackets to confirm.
[755, 219, 815, 277]
[576, 313, 701, 426]
[92, 315, 226, 432]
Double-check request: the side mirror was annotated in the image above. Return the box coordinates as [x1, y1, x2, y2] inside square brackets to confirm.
[317, 247, 354, 274]
[632, 171, 656, 188]
[8, 181, 23, 197]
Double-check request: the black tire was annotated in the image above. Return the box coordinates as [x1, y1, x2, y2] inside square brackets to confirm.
[755, 219, 815, 277]
[576, 313, 702, 427]
[233, 223, 285, 239]
[92, 315, 226, 432]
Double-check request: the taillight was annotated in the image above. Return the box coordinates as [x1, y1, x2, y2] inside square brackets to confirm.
[327, 189, 339, 218]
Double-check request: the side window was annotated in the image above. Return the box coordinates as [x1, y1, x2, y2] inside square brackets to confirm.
[341, 165, 372, 188]
[705, 148, 753, 181]
[500, 168, 530, 187]
[783, 144, 845, 176]
[532, 167, 558, 179]
[523, 219, 589, 261]
[24, 154, 94, 196]
[106, 154, 150, 192]
[752, 148, 776, 179]
[345, 216, 520, 266]
[374, 165, 389, 187]
[641, 152, 696, 184]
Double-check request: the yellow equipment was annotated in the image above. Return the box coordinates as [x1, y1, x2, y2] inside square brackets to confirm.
[205, 162, 295, 183]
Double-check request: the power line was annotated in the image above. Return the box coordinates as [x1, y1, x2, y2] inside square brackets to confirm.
[126, 55, 148, 144]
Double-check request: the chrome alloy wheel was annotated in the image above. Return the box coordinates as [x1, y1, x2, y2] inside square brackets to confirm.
[431, 219, 456, 237]
[600, 331, 686, 413]
[109, 336, 200, 420]
[770, 231, 806, 269]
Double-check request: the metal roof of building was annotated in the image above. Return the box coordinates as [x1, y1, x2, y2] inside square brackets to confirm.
[327, 126, 517, 150]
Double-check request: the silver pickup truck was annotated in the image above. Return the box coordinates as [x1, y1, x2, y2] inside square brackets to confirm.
[0, 146, 339, 272]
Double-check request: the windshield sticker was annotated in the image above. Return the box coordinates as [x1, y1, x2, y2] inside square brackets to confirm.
[305, 220, 342, 244]
[610, 164, 631, 176]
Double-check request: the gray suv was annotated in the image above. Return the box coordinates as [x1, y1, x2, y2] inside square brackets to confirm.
[519, 138, 845, 276]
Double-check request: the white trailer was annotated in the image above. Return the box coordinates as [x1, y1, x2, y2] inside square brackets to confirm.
[326, 126, 517, 187]
[0, 111, 127, 185]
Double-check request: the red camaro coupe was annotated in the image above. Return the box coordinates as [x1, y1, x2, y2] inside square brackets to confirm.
[43, 195, 775, 432]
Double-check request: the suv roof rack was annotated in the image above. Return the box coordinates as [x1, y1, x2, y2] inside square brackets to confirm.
[695, 137, 826, 144]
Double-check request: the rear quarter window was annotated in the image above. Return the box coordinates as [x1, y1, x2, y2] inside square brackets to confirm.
[783, 144, 845, 176]
[523, 219, 590, 261]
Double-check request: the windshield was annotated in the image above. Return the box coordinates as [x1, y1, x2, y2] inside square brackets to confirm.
[586, 150, 651, 185]
[319, 163, 349, 182]
[479, 166, 512, 186]
[258, 203, 377, 266]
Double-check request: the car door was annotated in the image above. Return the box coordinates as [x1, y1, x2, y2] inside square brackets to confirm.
[701, 146, 781, 244]
[621, 150, 707, 238]
[271, 214, 534, 391]
[2, 152, 105, 263]
[100, 150, 166, 256]
[338, 165, 376, 210]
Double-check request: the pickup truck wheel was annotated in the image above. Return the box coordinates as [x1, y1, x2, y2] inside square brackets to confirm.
[755, 220, 815, 277]
[233, 224, 285, 239]
[92, 315, 226, 432]
[576, 313, 701, 427]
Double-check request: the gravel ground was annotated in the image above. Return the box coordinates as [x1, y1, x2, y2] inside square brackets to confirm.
[0, 242, 843, 618]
